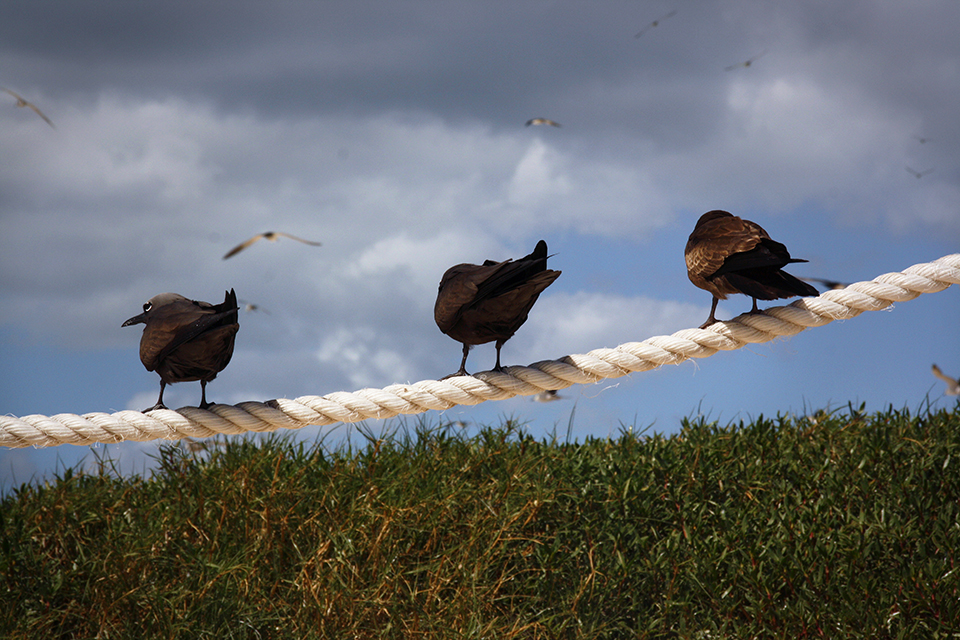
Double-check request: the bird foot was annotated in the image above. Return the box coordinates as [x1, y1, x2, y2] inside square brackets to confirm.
[142, 403, 168, 412]
[440, 369, 471, 380]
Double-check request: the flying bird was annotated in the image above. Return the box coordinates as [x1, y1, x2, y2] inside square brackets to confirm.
[724, 51, 768, 71]
[122, 289, 240, 411]
[932, 365, 960, 396]
[685, 210, 818, 328]
[635, 9, 677, 37]
[533, 389, 563, 403]
[801, 277, 849, 291]
[525, 118, 561, 128]
[912, 134, 930, 144]
[240, 300, 270, 314]
[2, 87, 55, 128]
[905, 165, 934, 179]
[223, 231, 322, 259]
[435, 240, 561, 378]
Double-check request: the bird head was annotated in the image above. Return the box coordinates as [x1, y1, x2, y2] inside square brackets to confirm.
[121, 293, 188, 327]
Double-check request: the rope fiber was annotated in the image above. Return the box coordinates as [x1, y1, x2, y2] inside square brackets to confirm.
[3, 254, 958, 449]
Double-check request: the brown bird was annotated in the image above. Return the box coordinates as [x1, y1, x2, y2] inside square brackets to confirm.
[724, 51, 767, 71]
[435, 240, 561, 377]
[223, 231, 322, 259]
[525, 118, 561, 128]
[634, 9, 677, 37]
[685, 210, 818, 328]
[122, 289, 240, 411]
[2, 87, 55, 128]
[932, 364, 960, 396]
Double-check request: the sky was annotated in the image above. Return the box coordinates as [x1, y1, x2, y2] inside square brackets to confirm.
[1, 0, 958, 489]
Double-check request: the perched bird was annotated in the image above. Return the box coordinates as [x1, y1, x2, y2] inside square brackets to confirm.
[223, 231, 322, 259]
[905, 165, 934, 179]
[525, 118, 561, 128]
[801, 277, 849, 291]
[634, 9, 677, 37]
[685, 210, 818, 328]
[435, 240, 561, 377]
[533, 389, 563, 403]
[2, 87, 55, 128]
[122, 289, 240, 411]
[932, 365, 960, 396]
[724, 51, 767, 71]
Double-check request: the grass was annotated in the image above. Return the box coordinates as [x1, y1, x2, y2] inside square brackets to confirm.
[1, 403, 959, 638]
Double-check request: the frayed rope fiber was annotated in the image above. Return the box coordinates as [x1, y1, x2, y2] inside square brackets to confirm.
[3, 254, 958, 449]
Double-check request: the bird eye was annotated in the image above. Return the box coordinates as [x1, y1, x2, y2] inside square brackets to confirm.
[143, 303, 152, 313]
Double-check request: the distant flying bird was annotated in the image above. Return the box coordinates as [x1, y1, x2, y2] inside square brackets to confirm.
[931, 365, 960, 396]
[801, 277, 849, 291]
[223, 231, 322, 259]
[724, 51, 767, 71]
[634, 9, 677, 37]
[241, 301, 270, 314]
[685, 210, 818, 328]
[122, 289, 240, 411]
[525, 118, 561, 128]
[1, 87, 55, 128]
[533, 389, 563, 402]
[435, 240, 561, 378]
[912, 134, 930, 144]
[905, 165, 934, 179]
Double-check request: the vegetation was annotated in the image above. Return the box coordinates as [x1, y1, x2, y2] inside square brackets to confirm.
[2, 404, 958, 638]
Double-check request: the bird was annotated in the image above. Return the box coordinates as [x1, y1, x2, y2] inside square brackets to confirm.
[685, 210, 818, 328]
[223, 231, 322, 259]
[533, 389, 563, 402]
[122, 289, 240, 411]
[634, 9, 677, 37]
[801, 276, 849, 291]
[435, 240, 561, 378]
[240, 300, 270, 314]
[932, 365, 960, 396]
[913, 134, 930, 144]
[905, 165, 934, 179]
[724, 51, 767, 71]
[525, 118, 561, 128]
[2, 87, 55, 128]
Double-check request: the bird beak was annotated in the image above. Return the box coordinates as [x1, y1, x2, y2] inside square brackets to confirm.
[121, 313, 146, 327]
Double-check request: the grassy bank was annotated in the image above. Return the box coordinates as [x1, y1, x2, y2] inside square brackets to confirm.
[2, 404, 959, 638]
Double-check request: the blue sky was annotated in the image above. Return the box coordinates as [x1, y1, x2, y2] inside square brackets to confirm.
[1, 1, 958, 488]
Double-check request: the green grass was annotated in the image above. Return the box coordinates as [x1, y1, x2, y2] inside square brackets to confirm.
[2, 404, 959, 638]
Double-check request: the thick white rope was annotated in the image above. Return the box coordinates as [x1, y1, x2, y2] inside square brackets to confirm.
[3, 254, 958, 449]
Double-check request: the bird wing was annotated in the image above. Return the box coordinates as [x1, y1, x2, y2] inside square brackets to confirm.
[932, 364, 958, 385]
[686, 215, 769, 278]
[435, 264, 491, 333]
[223, 234, 265, 259]
[274, 231, 323, 246]
[26, 102, 55, 128]
[146, 293, 238, 369]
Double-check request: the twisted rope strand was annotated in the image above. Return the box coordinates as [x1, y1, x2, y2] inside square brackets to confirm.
[3, 254, 958, 449]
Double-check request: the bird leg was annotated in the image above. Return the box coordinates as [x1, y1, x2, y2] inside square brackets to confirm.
[199, 380, 212, 409]
[440, 343, 472, 380]
[493, 340, 506, 372]
[700, 297, 721, 329]
[143, 382, 168, 412]
[750, 298, 760, 313]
